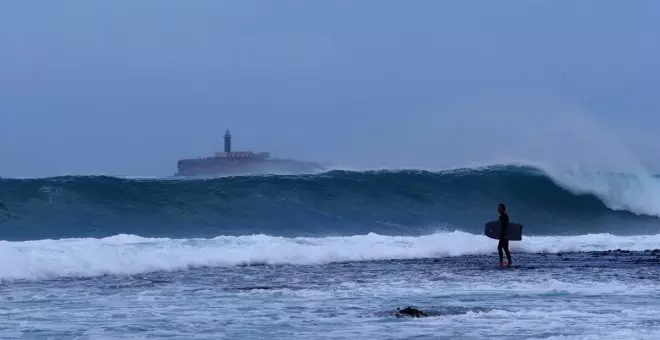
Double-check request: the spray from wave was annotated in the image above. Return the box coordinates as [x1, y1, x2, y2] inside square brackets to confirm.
[540, 165, 660, 217]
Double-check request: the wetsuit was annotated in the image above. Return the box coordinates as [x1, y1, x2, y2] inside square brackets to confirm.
[498, 212, 512, 264]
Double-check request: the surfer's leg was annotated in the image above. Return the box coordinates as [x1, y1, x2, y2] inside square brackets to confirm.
[497, 240, 504, 263]
[503, 240, 512, 264]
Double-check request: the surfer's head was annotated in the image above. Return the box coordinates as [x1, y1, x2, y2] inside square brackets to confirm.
[498, 203, 506, 213]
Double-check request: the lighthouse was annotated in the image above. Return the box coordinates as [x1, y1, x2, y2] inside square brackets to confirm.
[224, 129, 232, 153]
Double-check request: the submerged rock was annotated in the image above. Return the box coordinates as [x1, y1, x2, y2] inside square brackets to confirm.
[394, 307, 429, 318]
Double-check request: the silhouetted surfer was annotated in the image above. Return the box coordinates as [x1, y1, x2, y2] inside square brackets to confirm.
[497, 203, 512, 267]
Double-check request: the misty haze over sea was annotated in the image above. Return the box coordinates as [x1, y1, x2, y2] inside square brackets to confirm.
[1, 1, 660, 340]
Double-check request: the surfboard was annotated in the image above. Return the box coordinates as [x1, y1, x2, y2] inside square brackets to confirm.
[484, 221, 523, 241]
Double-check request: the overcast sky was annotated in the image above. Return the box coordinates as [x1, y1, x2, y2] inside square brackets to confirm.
[1, 1, 659, 178]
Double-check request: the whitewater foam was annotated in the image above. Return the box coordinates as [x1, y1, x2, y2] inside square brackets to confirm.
[2, 231, 659, 281]
[540, 165, 660, 217]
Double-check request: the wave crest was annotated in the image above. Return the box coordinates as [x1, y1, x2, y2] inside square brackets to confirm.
[0, 163, 659, 241]
[2, 232, 660, 281]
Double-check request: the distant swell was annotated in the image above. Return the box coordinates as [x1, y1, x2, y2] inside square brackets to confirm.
[0, 164, 659, 241]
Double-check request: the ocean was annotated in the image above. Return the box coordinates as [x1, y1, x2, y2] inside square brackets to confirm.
[1, 164, 659, 339]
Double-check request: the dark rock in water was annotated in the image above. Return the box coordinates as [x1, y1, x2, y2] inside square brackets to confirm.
[382, 305, 492, 319]
[395, 307, 429, 318]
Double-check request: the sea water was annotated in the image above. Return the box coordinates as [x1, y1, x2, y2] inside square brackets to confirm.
[1, 165, 659, 339]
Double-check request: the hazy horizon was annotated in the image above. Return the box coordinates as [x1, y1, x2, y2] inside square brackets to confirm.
[1, 1, 659, 178]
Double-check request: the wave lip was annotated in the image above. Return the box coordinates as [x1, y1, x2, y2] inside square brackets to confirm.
[537, 165, 660, 218]
[2, 232, 660, 281]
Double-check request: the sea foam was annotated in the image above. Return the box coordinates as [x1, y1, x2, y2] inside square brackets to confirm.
[2, 231, 659, 281]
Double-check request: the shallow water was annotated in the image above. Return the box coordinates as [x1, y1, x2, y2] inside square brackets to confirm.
[2, 251, 659, 339]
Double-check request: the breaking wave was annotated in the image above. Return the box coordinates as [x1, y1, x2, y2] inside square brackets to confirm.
[0, 163, 659, 241]
[2, 231, 660, 281]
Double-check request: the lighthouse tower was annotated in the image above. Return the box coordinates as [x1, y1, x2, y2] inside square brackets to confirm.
[224, 129, 232, 153]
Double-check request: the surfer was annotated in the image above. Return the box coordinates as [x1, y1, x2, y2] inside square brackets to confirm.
[497, 203, 512, 267]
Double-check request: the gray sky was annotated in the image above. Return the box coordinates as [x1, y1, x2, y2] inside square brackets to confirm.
[1, 1, 659, 178]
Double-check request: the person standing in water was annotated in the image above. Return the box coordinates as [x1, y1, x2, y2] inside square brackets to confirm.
[497, 203, 512, 267]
